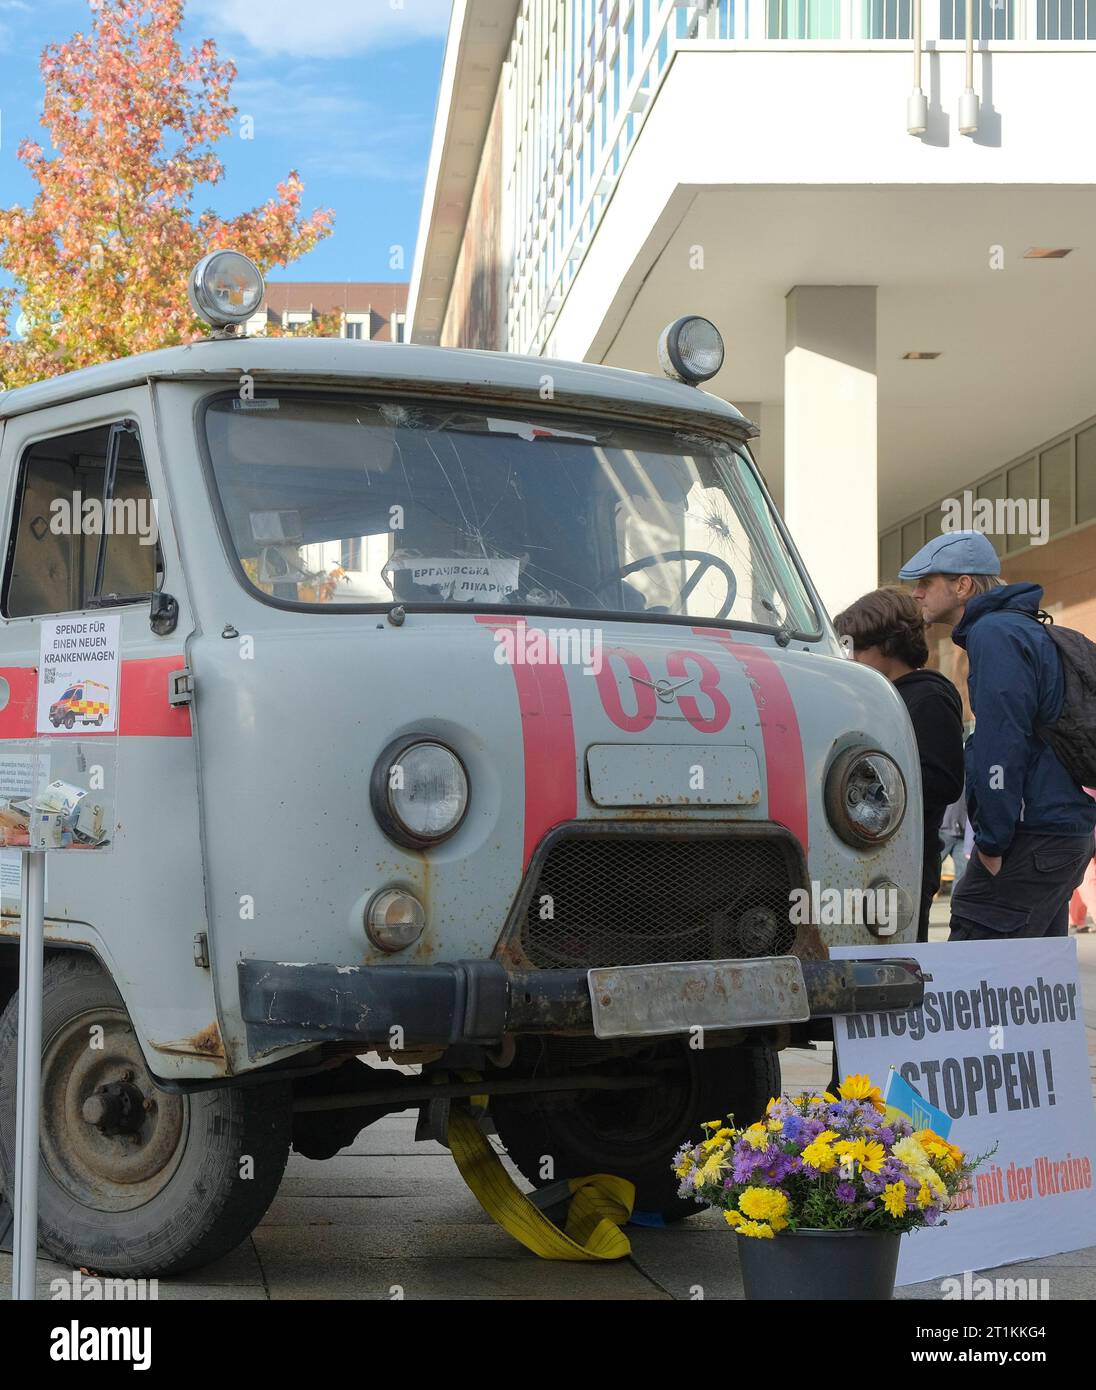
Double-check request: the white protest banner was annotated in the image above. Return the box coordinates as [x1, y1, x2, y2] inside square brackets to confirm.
[37, 614, 121, 735]
[833, 939, 1096, 1287]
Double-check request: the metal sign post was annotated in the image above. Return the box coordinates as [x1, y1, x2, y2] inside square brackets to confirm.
[12, 849, 46, 1300]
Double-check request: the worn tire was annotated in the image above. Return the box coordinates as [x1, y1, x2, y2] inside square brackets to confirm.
[0, 953, 291, 1277]
[492, 1041, 780, 1221]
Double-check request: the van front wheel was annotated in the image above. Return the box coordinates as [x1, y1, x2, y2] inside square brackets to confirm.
[0, 954, 291, 1277]
[491, 1040, 779, 1222]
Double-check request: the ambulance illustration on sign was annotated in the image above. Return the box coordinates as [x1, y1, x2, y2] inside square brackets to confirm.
[48, 678, 111, 730]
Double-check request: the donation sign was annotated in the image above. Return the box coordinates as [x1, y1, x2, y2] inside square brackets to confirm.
[833, 939, 1096, 1286]
[37, 614, 121, 735]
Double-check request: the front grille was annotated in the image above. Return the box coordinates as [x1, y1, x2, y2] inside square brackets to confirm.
[516, 832, 801, 970]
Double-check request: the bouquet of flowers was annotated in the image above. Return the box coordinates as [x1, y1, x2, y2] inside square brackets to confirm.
[672, 1073, 986, 1238]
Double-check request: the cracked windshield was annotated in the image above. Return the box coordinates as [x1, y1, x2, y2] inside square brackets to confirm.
[204, 395, 818, 632]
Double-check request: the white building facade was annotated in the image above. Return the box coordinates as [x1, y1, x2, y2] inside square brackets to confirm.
[409, 0, 1096, 648]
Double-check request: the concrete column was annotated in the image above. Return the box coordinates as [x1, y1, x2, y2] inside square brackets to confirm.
[784, 286, 877, 619]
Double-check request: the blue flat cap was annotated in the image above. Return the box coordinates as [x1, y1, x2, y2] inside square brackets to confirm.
[898, 529, 1001, 579]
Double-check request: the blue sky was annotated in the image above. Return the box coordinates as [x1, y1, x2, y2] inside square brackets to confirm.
[0, 0, 449, 288]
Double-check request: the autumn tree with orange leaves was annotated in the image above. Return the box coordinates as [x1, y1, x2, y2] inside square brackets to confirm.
[0, 0, 335, 390]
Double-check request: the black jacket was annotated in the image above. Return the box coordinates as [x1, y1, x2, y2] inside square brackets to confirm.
[894, 669, 965, 899]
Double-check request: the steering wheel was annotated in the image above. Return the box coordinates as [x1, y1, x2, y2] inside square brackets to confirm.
[599, 550, 737, 619]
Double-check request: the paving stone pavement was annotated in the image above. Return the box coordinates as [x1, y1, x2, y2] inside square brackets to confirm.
[3, 915, 1095, 1301]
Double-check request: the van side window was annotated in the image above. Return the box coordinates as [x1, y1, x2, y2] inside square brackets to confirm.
[3, 420, 163, 618]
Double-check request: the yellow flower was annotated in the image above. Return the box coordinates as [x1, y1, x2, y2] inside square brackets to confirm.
[724, 1208, 744, 1228]
[714, 1128, 735, 1141]
[892, 1136, 930, 1171]
[738, 1220, 775, 1239]
[883, 1182, 907, 1218]
[801, 1131, 839, 1172]
[913, 1130, 964, 1171]
[916, 1183, 934, 1209]
[766, 1118, 783, 1132]
[838, 1074, 886, 1112]
[698, 1151, 730, 1184]
[822, 1091, 837, 1103]
[702, 1120, 722, 1130]
[739, 1188, 789, 1232]
[674, 1152, 696, 1178]
[739, 1188, 789, 1223]
[833, 1138, 886, 1174]
[744, 1123, 769, 1151]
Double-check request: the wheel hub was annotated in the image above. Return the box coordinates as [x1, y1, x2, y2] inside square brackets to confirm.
[81, 1079, 147, 1136]
[40, 1007, 188, 1213]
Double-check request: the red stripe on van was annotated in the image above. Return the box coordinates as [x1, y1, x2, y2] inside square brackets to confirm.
[693, 629, 809, 855]
[119, 657, 192, 737]
[0, 657, 192, 739]
[0, 667, 40, 739]
[476, 616, 577, 868]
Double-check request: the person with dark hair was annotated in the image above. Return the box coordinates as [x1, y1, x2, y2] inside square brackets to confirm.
[899, 530, 1096, 941]
[834, 585, 964, 942]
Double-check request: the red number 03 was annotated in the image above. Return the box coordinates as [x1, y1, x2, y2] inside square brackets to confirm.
[594, 647, 730, 734]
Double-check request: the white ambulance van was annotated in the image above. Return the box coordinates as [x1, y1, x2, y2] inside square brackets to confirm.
[0, 253, 924, 1275]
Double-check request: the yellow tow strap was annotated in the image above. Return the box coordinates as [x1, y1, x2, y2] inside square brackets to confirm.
[438, 1074, 636, 1261]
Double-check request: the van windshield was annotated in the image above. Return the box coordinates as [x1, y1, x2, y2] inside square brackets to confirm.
[203, 394, 819, 634]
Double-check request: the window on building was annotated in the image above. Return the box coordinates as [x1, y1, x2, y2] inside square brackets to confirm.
[1039, 440, 1073, 537]
[861, 0, 912, 36]
[1037, 0, 1096, 36]
[900, 516, 924, 567]
[1077, 423, 1096, 523]
[1005, 457, 1037, 552]
[976, 472, 1007, 558]
[879, 529, 902, 583]
[768, 0, 843, 35]
[940, 0, 1014, 38]
[285, 311, 313, 335]
[4, 421, 164, 618]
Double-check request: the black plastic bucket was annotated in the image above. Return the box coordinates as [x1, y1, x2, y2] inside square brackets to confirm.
[737, 1228, 901, 1300]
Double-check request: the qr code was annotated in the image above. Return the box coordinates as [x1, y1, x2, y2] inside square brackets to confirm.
[44, 669, 56, 686]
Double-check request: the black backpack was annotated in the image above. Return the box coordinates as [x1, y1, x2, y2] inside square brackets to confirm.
[1025, 612, 1096, 788]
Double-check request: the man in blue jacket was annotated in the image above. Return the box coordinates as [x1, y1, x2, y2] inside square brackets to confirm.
[899, 530, 1096, 940]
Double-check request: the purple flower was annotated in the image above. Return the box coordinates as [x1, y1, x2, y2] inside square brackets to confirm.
[732, 1148, 768, 1182]
[760, 1151, 801, 1184]
[781, 1113, 806, 1143]
[862, 1170, 885, 1195]
[877, 1126, 895, 1147]
[924, 1206, 941, 1226]
[835, 1182, 857, 1204]
[864, 1200, 877, 1211]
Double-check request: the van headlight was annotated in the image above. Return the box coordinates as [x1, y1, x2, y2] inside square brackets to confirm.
[825, 748, 906, 848]
[371, 737, 469, 848]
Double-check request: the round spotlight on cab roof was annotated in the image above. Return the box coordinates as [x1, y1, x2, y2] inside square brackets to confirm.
[657, 316, 725, 386]
[188, 251, 265, 332]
